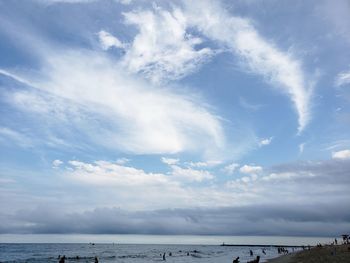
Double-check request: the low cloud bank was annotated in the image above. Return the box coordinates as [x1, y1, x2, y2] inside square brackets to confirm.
[2, 202, 349, 237]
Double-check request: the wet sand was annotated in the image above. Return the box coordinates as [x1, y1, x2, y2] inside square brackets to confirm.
[268, 244, 350, 263]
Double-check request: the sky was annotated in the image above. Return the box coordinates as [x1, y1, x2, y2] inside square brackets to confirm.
[0, 0, 350, 239]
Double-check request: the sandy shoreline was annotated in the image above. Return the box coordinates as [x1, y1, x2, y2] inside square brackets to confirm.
[267, 244, 350, 263]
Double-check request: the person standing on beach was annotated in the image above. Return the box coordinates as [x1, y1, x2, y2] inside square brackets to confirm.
[162, 252, 166, 260]
[94, 256, 99, 263]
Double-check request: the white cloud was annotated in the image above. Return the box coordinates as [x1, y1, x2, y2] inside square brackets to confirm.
[52, 159, 63, 168]
[259, 137, 273, 147]
[185, 160, 222, 168]
[98, 30, 126, 50]
[239, 164, 263, 175]
[63, 160, 234, 209]
[68, 160, 171, 186]
[222, 163, 239, 175]
[61, 158, 350, 209]
[121, 6, 213, 83]
[161, 157, 179, 165]
[332, 149, 350, 160]
[299, 143, 305, 154]
[335, 69, 350, 87]
[183, 0, 312, 133]
[262, 171, 315, 182]
[4, 50, 224, 156]
[169, 165, 214, 182]
[186, 161, 208, 168]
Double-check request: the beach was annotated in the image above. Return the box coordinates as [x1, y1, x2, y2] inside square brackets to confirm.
[268, 244, 350, 263]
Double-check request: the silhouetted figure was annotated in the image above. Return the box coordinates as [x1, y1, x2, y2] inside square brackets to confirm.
[94, 256, 98, 263]
[278, 247, 289, 254]
[187, 252, 190, 256]
[169, 252, 172, 256]
[341, 234, 349, 244]
[249, 250, 253, 256]
[247, 255, 260, 263]
[232, 256, 240, 263]
[58, 255, 66, 263]
[262, 248, 266, 255]
[162, 252, 166, 261]
[335, 238, 338, 245]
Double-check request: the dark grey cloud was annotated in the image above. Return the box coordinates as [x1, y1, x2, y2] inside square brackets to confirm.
[1, 201, 349, 237]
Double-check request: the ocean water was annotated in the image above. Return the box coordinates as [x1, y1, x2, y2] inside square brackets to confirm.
[0, 243, 298, 263]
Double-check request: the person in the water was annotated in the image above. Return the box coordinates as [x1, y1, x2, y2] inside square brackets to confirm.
[232, 256, 240, 263]
[58, 255, 66, 263]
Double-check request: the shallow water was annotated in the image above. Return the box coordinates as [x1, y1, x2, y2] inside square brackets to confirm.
[0, 243, 299, 263]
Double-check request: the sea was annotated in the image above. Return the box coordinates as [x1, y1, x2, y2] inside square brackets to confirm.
[0, 235, 335, 263]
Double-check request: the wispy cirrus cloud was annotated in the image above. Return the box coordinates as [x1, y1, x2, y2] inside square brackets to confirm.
[0, 127, 33, 148]
[119, 6, 214, 83]
[1, 49, 224, 156]
[183, 0, 313, 133]
[335, 69, 350, 87]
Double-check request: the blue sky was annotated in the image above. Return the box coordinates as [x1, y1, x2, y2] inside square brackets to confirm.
[0, 0, 350, 237]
